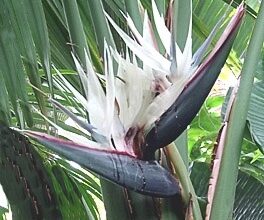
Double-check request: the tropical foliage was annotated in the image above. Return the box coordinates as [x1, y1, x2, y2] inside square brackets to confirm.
[0, 0, 263, 220]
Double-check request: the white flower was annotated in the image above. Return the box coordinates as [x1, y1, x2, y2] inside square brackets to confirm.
[24, 1, 245, 197]
[41, 1, 245, 159]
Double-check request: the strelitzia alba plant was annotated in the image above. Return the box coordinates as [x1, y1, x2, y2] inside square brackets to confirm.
[24, 0, 245, 216]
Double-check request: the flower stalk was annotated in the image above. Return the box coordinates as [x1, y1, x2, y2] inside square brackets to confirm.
[165, 143, 202, 219]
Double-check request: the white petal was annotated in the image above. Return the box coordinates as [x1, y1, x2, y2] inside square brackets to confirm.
[32, 106, 103, 149]
[84, 51, 107, 131]
[106, 12, 170, 73]
[111, 111, 127, 152]
[151, 0, 182, 59]
[104, 43, 115, 137]
[139, 77, 187, 130]
[181, 12, 193, 77]
[115, 59, 153, 130]
[72, 53, 89, 98]
[54, 66, 90, 112]
[152, 0, 171, 53]
[142, 11, 157, 49]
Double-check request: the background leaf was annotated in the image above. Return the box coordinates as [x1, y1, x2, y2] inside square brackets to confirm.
[247, 81, 264, 154]
[190, 162, 264, 220]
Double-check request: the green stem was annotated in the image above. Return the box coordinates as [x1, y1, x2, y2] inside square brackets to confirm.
[166, 143, 202, 220]
[100, 179, 131, 220]
[175, 130, 188, 168]
[209, 2, 264, 220]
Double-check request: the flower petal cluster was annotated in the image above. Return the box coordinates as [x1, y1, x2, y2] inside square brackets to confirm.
[67, 1, 205, 157]
[24, 1, 245, 197]
[39, 1, 245, 160]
